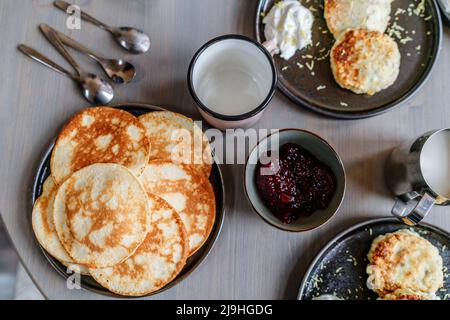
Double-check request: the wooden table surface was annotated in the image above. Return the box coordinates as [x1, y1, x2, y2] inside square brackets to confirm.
[0, 0, 449, 300]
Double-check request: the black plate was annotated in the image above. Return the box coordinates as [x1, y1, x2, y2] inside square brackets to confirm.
[31, 103, 226, 298]
[298, 218, 450, 300]
[255, 0, 442, 119]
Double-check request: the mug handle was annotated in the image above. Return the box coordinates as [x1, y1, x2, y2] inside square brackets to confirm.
[391, 191, 436, 225]
[262, 40, 278, 56]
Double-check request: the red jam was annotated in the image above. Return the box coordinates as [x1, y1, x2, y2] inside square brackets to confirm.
[255, 143, 336, 224]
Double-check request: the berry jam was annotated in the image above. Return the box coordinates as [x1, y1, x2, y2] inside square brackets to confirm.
[255, 143, 336, 224]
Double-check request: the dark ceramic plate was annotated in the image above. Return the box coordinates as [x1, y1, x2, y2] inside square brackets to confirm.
[298, 218, 450, 300]
[255, 0, 442, 119]
[31, 103, 225, 298]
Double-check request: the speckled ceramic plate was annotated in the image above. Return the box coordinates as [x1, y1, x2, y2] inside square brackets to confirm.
[255, 0, 442, 119]
[31, 103, 225, 298]
[298, 218, 450, 300]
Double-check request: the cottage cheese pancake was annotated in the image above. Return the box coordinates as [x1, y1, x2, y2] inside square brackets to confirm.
[90, 195, 188, 296]
[53, 163, 151, 268]
[51, 107, 150, 185]
[139, 111, 212, 177]
[330, 29, 400, 95]
[325, 0, 393, 38]
[139, 160, 216, 256]
[380, 289, 439, 300]
[367, 230, 444, 296]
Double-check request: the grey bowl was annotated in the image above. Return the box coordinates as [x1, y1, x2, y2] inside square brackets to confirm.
[244, 129, 346, 232]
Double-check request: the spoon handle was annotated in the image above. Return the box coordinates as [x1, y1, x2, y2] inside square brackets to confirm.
[46, 25, 102, 62]
[53, 1, 111, 31]
[39, 24, 83, 76]
[18, 44, 76, 79]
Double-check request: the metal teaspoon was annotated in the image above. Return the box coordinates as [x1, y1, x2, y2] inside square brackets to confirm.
[42, 24, 136, 84]
[54, 0, 151, 54]
[39, 24, 114, 105]
[18, 44, 113, 105]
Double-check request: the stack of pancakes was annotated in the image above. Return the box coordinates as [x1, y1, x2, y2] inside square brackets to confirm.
[32, 106, 216, 296]
[324, 0, 401, 95]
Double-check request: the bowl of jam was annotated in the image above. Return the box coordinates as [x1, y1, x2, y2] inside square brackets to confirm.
[244, 129, 346, 232]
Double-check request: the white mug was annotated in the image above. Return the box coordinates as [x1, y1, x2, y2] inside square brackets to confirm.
[188, 35, 277, 130]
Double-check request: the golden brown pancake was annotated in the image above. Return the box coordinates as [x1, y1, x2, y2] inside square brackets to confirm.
[325, 0, 393, 38]
[51, 107, 150, 185]
[32, 176, 93, 275]
[90, 194, 188, 296]
[330, 29, 400, 95]
[32, 176, 72, 263]
[53, 163, 151, 268]
[139, 160, 216, 256]
[138, 111, 212, 178]
[367, 229, 444, 296]
[380, 289, 439, 300]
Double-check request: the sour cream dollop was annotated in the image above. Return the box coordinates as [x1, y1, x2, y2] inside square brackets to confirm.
[263, 0, 314, 60]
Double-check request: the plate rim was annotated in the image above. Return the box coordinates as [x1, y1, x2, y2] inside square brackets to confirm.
[254, 0, 443, 119]
[30, 102, 226, 298]
[297, 217, 450, 300]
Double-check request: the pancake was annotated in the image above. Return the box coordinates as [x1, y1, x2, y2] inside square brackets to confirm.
[366, 229, 444, 296]
[325, 0, 393, 38]
[379, 289, 439, 300]
[32, 176, 91, 274]
[32, 176, 72, 263]
[90, 194, 188, 296]
[139, 160, 216, 256]
[51, 107, 150, 185]
[330, 29, 400, 95]
[53, 163, 151, 268]
[138, 111, 212, 177]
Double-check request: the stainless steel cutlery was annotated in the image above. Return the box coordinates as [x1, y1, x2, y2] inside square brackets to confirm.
[18, 1, 149, 103]
[54, 0, 151, 54]
[43, 24, 136, 84]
